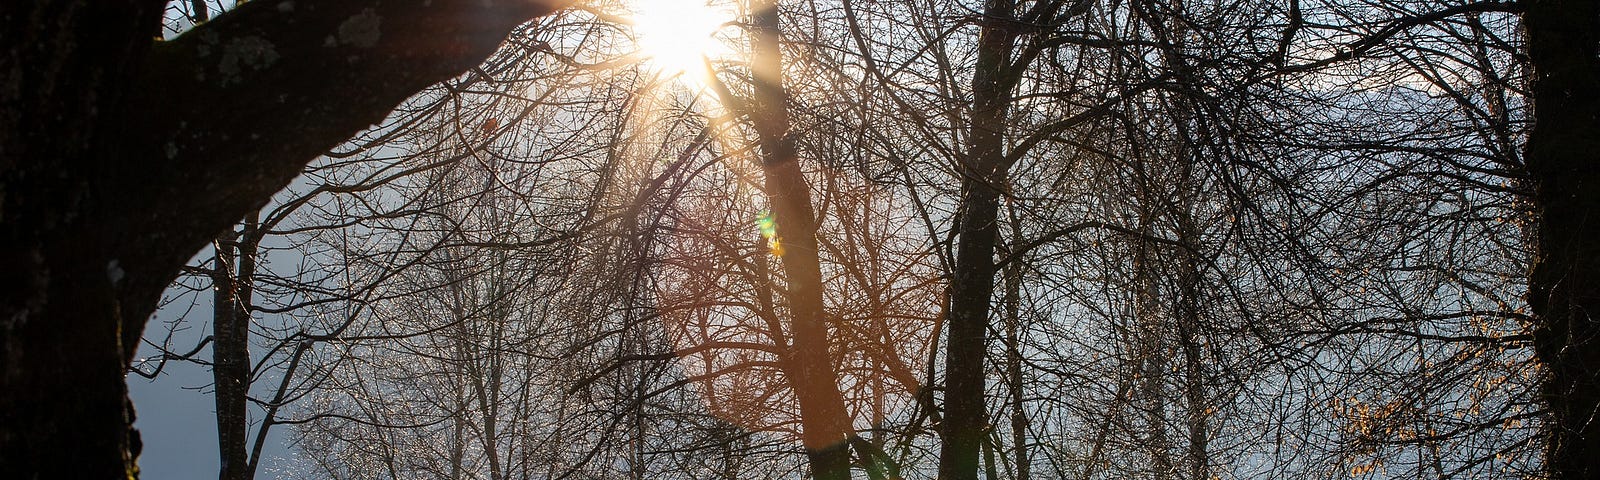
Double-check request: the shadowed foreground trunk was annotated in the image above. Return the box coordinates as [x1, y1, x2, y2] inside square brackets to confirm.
[1524, 0, 1600, 478]
[0, 1, 565, 477]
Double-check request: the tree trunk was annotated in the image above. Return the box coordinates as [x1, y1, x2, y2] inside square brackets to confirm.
[212, 225, 254, 480]
[1, 1, 166, 477]
[0, 1, 565, 476]
[746, 1, 855, 478]
[1524, 0, 1600, 478]
[1002, 215, 1030, 480]
[939, 0, 1020, 478]
[1132, 220, 1174, 480]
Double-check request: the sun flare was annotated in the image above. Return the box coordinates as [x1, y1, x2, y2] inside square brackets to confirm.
[629, 0, 733, 81]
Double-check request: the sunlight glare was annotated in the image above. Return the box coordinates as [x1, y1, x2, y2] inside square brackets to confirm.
[630, 0, 732, 82]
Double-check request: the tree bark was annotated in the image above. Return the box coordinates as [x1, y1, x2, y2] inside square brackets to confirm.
[0, 1, 566, 477]
[939, 1, 1021, 478]
[211, 231, 253, 480]
[1524, 0, 1600, 478]
[746, 1, 855, 478]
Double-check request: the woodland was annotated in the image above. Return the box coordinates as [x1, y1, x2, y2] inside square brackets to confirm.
[0, 0, 1595, 479]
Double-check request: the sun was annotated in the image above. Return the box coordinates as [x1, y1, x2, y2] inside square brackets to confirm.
[629, 0, 733, 81]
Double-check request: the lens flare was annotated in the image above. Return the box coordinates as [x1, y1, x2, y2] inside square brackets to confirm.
[757, 211, 783, 256]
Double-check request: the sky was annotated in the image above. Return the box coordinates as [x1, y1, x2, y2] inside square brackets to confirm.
[129, 354, 225, 479]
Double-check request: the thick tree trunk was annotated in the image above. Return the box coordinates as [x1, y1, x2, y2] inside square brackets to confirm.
[746, 1, 855, 478]
[1525, 0, 1600, 478]
[1, 2, 168, 477]
[0, 1, 565, 477]
[939, 1, 1020, 478]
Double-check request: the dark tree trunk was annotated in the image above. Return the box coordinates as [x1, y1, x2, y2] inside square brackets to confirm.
[939, 1, 1020, 479]
[212, 238, 245, 480]
[1172, 202, 1209, 480]
[941, 182, 1001, 480]
[0, 1, 565, 477]
[213, 215, 256, 480]
[1524, 0, 1600, 478]
[1, 2, 168, 477]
